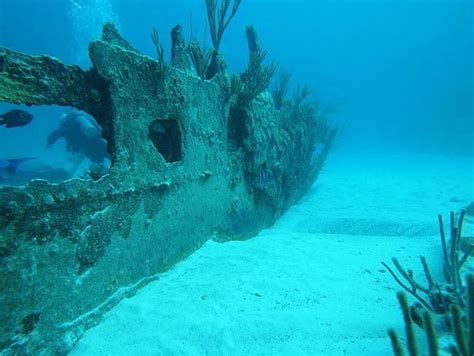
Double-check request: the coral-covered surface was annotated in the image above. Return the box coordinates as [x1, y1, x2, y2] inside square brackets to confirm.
[0, 24, 333, 354]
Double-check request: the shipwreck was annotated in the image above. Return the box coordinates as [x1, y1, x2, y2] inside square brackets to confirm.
[0, 14, 335, 354]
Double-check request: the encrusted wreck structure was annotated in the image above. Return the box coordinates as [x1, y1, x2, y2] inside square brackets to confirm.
[0, 23, 335, 354]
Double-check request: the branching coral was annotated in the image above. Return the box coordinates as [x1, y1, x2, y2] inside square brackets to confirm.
[205, 0, 242, 79]
[293, 84, 312, 109]
[234, 26, 277, 106]
[239, 48, 277, 105]
[205, 0, 241, 51]
[388, 275, 473, 356]
[384, 210, 473, 355]
[151, 28, 166, 77]
[272, 69, 291, 110]
[188, 41, 212, 80]
[383, 210, 471, 314]
[438, 210, 472, 301]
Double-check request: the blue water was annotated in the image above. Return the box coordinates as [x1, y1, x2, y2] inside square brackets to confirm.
[1, 0, 472, 158]
[0, 0, 473, 354]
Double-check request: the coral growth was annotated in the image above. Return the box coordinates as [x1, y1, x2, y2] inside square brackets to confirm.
[384, 210, 473, 355]
[205, 0, 242, 78]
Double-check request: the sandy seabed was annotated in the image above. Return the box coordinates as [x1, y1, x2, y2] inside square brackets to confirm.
[71, 150, 474, 355]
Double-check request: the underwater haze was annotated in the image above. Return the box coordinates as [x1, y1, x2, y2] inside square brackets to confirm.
[1, 0, 474, 355]
[1, 0, 472, 157]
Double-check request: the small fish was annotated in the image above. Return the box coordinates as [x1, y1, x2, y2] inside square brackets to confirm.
[0, 109, 33, 128]
[253, 168, 274, 190]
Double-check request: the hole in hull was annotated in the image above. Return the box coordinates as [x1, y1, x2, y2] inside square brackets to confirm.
[148, 119, 182, 163]
[0, 103, 110, 186]
[227, 106, 247, 151]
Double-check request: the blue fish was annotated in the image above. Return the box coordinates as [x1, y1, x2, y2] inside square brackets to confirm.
[0, 109, 33, 128]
